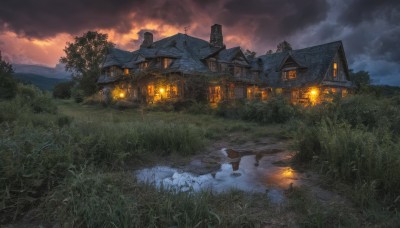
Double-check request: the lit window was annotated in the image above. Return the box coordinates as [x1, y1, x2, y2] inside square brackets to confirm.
[147, 84, 154, 96]
[288, 70, 296, 79]
[163, 58, 171, 69]
[209, 86, 221, 103]
[140, 62, 149, 70]
[124, 68, 129, 75]
[333, 62, 338, 77]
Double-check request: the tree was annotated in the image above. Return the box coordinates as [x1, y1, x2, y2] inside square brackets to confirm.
[266, 50, 273, 55]
[60, 31, 114, 96]
[276, 40, 292, 53]
[349, 70, 371, 92]
[0, 51, 17, 99]
[244, 49, 256, 60]
[53, 81, 74, 99]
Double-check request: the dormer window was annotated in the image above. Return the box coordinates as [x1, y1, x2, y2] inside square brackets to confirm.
[333, 62, 338, 78]
[162, 58, 172, 69]
[124, 68, 129, 75]
[139, 62, 149, 70]
[282, 70, 297, 80]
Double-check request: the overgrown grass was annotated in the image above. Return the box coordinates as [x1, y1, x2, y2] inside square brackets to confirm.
[294, 94, 400, 214]
[43, 170, 272, 227]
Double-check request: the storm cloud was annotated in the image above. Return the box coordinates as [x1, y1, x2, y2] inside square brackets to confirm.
[0, 0, 399, 84]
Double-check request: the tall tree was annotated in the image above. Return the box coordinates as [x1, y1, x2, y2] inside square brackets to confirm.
[60, 31, 114, 96]
[349, 70, 371, 92]
[266, 50, 273, 55]
[0, 51, 17, 99]
[244, 49, 256, 60]
[276, 40, 292, 53]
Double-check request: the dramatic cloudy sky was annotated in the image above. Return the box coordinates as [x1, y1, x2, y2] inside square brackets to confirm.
[0, 0, 399, 84]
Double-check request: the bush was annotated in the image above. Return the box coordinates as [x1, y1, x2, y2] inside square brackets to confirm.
[31, 96, 57, 114]
[71, 87, 84, 103]
[53, 81, 74, 99]
[0, 72, 17, 100]
[241, 97, 296, 124]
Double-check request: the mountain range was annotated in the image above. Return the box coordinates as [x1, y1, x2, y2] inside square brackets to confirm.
[12, 64, 72, 91]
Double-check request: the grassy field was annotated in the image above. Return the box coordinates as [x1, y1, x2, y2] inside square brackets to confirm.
[2, 85, 400, 227]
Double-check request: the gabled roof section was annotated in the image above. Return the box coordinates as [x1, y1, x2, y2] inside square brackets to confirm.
[102, 48, 135, 68]
[277, 53, 307, 70]
[258, 41, 348, 88]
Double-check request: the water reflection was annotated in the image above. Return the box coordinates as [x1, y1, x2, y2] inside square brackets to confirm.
[135, 148, 300, 203]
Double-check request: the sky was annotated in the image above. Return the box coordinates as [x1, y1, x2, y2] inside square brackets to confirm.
[0, 0, 399, 85]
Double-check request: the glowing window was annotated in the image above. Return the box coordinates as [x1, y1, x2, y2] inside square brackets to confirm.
[147, 84, 154, 96]
[163, 58, 172, 69]
[124, 68, 129, 75]
[140, 62, 149, 70]
[288, 70, 296, 79]
[333, 62, 338, 77]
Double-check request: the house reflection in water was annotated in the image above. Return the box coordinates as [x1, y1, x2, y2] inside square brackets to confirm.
[225, 148, 298, 188]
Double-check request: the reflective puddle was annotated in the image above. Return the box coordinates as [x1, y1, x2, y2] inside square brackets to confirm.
[135, 148, 300, 203]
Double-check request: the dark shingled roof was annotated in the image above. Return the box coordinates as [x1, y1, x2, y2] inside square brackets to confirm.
[257, 41, 352, 88]
[100, 32, 351, 89]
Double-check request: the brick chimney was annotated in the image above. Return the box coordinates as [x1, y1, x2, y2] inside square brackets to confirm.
[140, 32, 153, 48]
[210, 24, 223, 48]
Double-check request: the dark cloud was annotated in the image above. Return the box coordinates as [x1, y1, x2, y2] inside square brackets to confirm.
[0, 0, 194, 38]
[220, 0, 329, 38]
[339, 0, 400, 26]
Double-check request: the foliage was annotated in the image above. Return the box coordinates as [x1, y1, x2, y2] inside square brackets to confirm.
[0, 53, 17, 99]
[44, 171, 271, 228]
[183, 76, 209, 103]
[71, 86, 85, 103]
[216, 96, 296, 124]
[350, 70, 370, 92]
[60, 31, 114, 96]
[241, 97, 297, 124]
[244, 49, 256, 60]
[276, 40, 292, 53]
[294, 93, 400, 211]
[53, 81, 74, 99]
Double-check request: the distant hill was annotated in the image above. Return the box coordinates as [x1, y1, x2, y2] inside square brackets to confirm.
[13, 73, 70, 91]
[13, 64, 72, 80]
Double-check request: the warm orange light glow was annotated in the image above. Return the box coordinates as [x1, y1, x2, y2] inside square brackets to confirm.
[111, 87, 127, 100]
[209, 85, 221, 103]
[159, 88, 165, 93]
[308, 87, 319, 105]
[310, 89, 318, 96]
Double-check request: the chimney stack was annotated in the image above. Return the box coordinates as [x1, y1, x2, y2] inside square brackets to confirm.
[210, 24, 223, 48]
[140, 32, 153, 48]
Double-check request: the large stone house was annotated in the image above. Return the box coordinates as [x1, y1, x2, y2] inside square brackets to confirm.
[98, 24, 353, 105]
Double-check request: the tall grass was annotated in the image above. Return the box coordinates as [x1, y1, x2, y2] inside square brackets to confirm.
[43, 170, 271, 228]
[0, 84, 206, 224]
[295, 119, 400, 208]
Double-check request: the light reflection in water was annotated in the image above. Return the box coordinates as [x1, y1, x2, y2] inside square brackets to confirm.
[136, 148, 300, 203]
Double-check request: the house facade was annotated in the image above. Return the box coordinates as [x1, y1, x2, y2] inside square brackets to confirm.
[98, 24, 353, 105]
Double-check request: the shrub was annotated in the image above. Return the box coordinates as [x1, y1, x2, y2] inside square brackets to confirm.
[30, 96, 57, 114]
[71, 87, 85, 103]
[0, 72, 17, 100]
[53, 81, 74, 99]
[241, 97, 297, 124]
